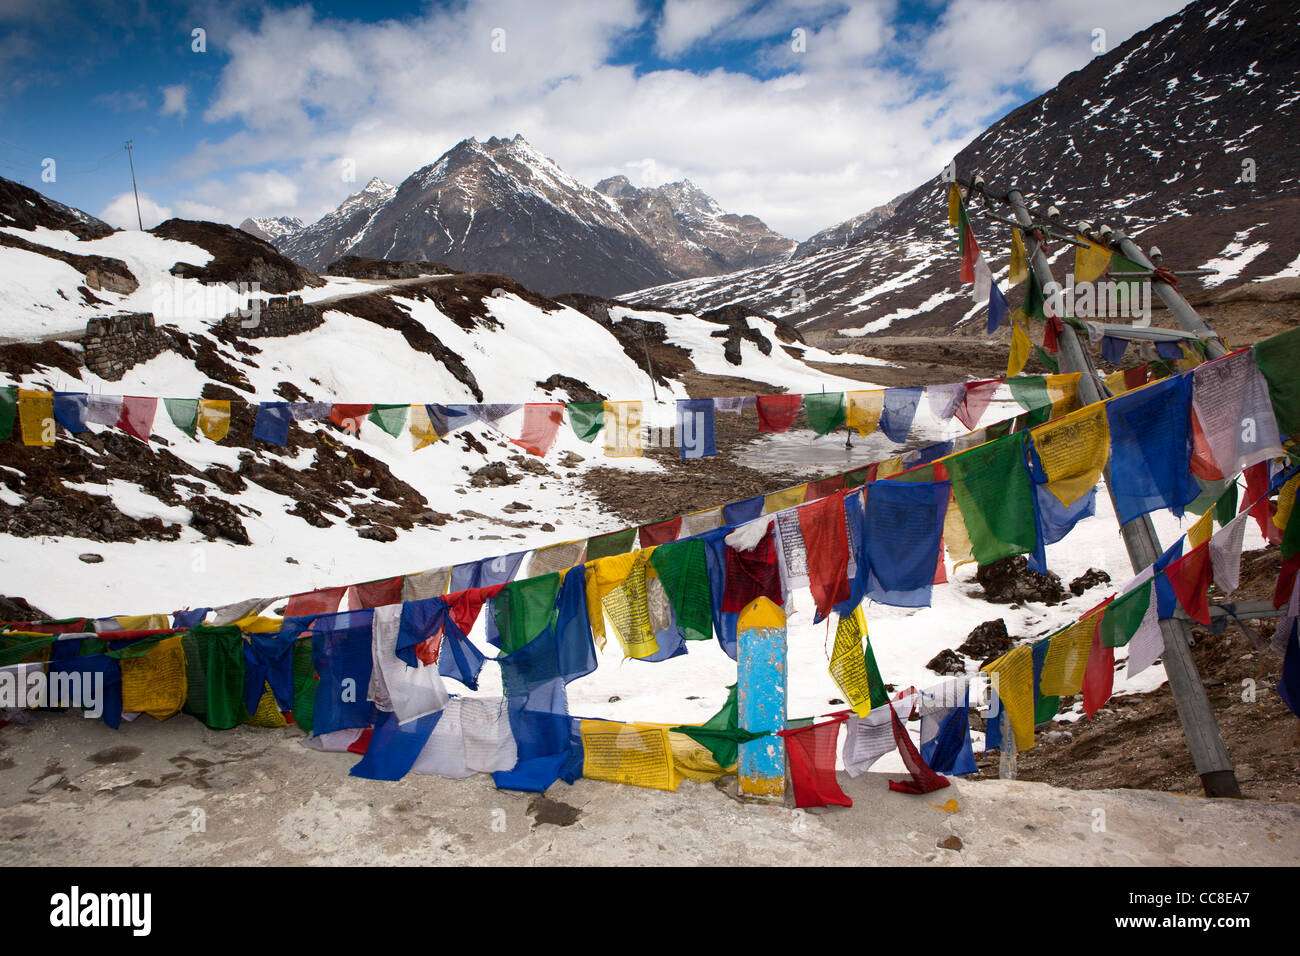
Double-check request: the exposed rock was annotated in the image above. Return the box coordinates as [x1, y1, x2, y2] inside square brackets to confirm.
[324, 255, 459, 279]
[470, 462, 520, 487]
[926, 648, 967, 675]
[78, 553, 103, 564]
[937, 835, 964, 851]
[358, 524, 398, 542]
[976, 556, 1067, 605]
[957, 619, 1013, 661]
[28, 774, 64, 795]
[1070, 568, 1112, 596]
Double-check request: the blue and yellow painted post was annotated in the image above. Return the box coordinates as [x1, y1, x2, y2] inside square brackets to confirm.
[737, 595, 786, 799]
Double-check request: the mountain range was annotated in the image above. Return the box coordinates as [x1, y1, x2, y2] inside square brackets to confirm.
[241, 135, 793, 297]
[627, 0, 1300, 337]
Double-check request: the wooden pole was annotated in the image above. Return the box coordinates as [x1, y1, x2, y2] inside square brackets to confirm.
[1004, 186, 1241, 799]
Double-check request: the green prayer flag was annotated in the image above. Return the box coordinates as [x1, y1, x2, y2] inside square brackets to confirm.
[367, 404, 408, 438]
[844, 466, 870, 489]
[0, 386, 15, 441]
[1254, 328, 1300, 440]
[1034, 345, 1059, 372]
[803, 392, 845, 435]
[650, 538, 712, 641]
[1215, 482, 1239, 528]
[0, 632, 55, 668]
[181, 626, 247, 730]
[494, 573, 561, 655]
[1023, 270, 1047, 320]
[164, 398, 199, 438]
[1032, 639, 1060, 723]
[864, 636, 889, 709]
[985, 418, 1014, 440]
[1007, 376, 1048, 414]
[586, 527, 637, 561]
[1187, 476, 1231, 516]
[945, 432, 1038, 565]
[291, 637, 316, 735]
[1101, 581, 1151, 649]
[671, 684, 766, 770]
[892, 463, 936, 483]
[1109, 252, 1146, 290]
[1285, 495, 1300, 561]
[567, 402, 605, 443]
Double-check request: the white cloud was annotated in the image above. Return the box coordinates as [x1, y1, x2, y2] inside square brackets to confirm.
[99, 191, 172, 230]
[159, 83, 189, 119]
[155, 0, 1187, 241]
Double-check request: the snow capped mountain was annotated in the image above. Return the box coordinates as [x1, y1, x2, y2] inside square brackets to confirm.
[254, 135, 792, 297]
[628, 0, 1300, 337]
[594, 175, 794, 278]
[238, 215, 305, 243]
[791, 191, 907, 260]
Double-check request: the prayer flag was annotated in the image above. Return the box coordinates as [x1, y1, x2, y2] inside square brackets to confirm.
[1009, 227, 1029, 285]
[803, 392, 845, 435]
[756, 393, 802, 433]
[777, 715, 852, 808]
[54, 393, 90, 434]
[845, 390, 884, 436]
[408, 404, 441, 449]
[676, 398, 717, 458]
[603, 400, 643, 457]
[252, 401, 292, 445]
[879, 387, 922, 442]
[1007, 317, 1031, 376]
[367, 404, 408, 437]
[18, 389, 54, 446]
[1254, 329, 1300, 439]
[671, 684, 764, 770]
[1106, 373, 1199, 525]
[163, 398, 198, 437]
[197, 399, 230, 441]
[568, 401, 605, 442]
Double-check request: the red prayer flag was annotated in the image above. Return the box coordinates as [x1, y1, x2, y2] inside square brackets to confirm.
[756, 394, 802, 433]
[959, 225, 979, 283]
[956, 379, 1000, 431]
[347, 727, 373, 754]
[777, 715, 852, 808]
[888, 702, 951, 795]
[1189, 409, 1225, 481]
[1166, 541, 1213, 625]
[329, 403, 373, 433]
[511, 402, 564, 457]
[1082, 616, 1114, 717]
[1043, 315, 1062, 354]
[116, 396, 158, 442]
[445, 583, 505, 635]
[933, 543, 947, 585]
[722, 530, 782, 613]
[798, 491, 850, 620]
[805, 473, 845, 502]
[284, 586, 348, 619]
[1242, 462, 1282, 544]
[638, 516, 682, 548]
[1275, 553, 1300, 610]
[347, 576, 403, 609]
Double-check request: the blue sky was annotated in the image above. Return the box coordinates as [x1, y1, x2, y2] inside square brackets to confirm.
[0, 0, 1187, 239]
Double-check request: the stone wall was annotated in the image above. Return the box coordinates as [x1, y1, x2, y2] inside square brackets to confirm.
[220, 295, 323, 338]
[82, 312, 166, 381]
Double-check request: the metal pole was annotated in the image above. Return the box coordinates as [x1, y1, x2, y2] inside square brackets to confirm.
[638, 327, 658, 403]
[1108, 231, 1228, 360]
[1005, 187, 1241, 799]
[125, 141, 144, 231]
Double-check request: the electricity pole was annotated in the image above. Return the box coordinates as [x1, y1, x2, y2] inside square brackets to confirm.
[125, 141, 143, 231]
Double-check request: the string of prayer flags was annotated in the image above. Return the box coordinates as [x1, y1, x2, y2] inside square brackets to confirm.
[367, 404, 408, 438]
[54, 393, 90, 434]
[803, 392, 845, 435]
[252, 401, 292, 445]
[946, 432, 1039, 565]
[671, 684, 765, 770]
[879, 386, 922, 443]
[676, 398, 716, 459]
[756, 393, 802, 433]
[197, 399, 230, 441]
[845, 390, 884, 436]
[602, 401, 642, 457]
[1106, 373, 1199, 525]
[18, 389, 54, 446]
[777, 713, 852, 808]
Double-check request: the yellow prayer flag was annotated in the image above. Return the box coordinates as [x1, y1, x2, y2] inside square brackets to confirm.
[1104, 369, 1128, 395]
[1176, 343, 1202, 373]
[197, 399, 231, 442]
[829, 606, 873, 717]
[581, 720, 681, 791]
[601, 553, 660, 659]
[408, 403, 440, 450]
[585, 549, 653, 651]
[1274, 472, 1300, 533]
[233, 614, 284, 634]
[1030, 402, 1110, 506]
[947, 184, 961, 228]
[602, 400, 643, 457]
[1187, 509, 1215, 549]
[1045, 372, 1082, 418]
[1007, 317, 1031, 377]
[120, 635, 187, 720]
[1009, 227, 1029, 286]
[876, 457, 904, 479]
[669, 732, 732, 780]
[18, 389, 55, 446]
[943, 489, 976, 568]
[246, 682, 290, 727]
[845, 390, 884, 437]
[114, 613, 170, 631]
[1039, 618, 1095, 697]
[982, 643, 1035, 751]
[764, 484, 807, 513]
[1074, 238, 1112, 284]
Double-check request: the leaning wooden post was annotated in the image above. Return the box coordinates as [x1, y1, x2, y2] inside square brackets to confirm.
[1004, 185, 1241, 799]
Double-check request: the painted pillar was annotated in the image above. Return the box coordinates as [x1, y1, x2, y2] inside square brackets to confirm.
[737, 595, 787, 799]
